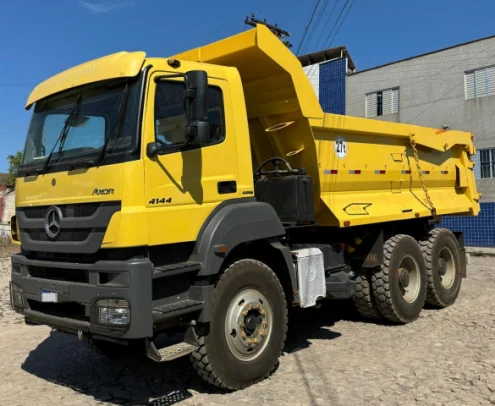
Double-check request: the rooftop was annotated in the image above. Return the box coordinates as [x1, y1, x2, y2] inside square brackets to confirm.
[298, 46, 356, 71]
[350, 34, 495, 75]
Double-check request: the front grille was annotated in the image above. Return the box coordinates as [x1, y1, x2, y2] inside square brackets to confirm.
[17, 201, 121, 253]
[28, 266, 89, 283]
[28, 300, 88, 321]
[26, 247, 147, 264]
[28, 230, 91, 242]
[24, 203, 100, 219]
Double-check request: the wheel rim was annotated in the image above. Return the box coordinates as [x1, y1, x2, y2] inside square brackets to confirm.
[397, 254, 421, 303]
[224, 288, 273, 361]
[438, 247, 456, 289]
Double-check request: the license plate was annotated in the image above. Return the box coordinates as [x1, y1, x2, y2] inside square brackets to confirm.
[41, 290, 58, 303]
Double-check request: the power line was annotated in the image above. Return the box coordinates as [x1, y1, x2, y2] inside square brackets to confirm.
[302, 0, 341, 79]
[299, 0, 330, 56]
[321, 0, 350, 51]
[304, 1, 341, 79]
[306, 0, 354, 81]
[296, 0, 321, 55]
[308, 0, 340, 55]
[326, 0, 354, 48]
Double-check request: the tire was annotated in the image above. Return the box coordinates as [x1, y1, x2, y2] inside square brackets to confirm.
[371, 234, 427, 323]
[353, 270, 382, 320]
[190, 259, 288, 390]
[419, 228, 462, 308]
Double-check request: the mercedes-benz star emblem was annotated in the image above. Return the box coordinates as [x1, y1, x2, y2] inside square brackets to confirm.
[45, 206, 62, 239]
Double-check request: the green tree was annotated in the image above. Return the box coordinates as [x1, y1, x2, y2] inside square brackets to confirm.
[7, 151, 23, 187]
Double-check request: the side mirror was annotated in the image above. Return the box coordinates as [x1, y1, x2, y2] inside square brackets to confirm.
[147, 70, 211, 158]
[146, 141, 160, 157]
[184, 70, 210, 145]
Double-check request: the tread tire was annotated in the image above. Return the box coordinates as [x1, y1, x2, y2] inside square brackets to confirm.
[371, 234, 427, 324]
[353, 270, 382, 320]
[190, 259, 288, 390]
[419, 228, 462, 308]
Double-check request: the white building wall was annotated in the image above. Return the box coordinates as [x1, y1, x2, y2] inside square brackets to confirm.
[1, 190, 15, 224]
[303, 64, 320, 100]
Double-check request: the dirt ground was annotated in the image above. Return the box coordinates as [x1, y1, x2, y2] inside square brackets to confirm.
[0, 254, 494, 406]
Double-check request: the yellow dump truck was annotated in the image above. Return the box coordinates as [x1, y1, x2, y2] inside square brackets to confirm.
[10, 25, 479, 389]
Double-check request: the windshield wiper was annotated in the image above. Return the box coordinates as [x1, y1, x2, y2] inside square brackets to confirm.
[40, 94, 83, 174]
[96, 83, 130, 165]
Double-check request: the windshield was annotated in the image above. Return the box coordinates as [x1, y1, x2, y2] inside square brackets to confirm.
[21, 78, 140, 171]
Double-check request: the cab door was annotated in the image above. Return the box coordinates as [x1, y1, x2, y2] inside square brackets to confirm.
[143, 69, 241, 246]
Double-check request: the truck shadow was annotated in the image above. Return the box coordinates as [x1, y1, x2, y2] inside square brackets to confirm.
[20, 300, 372, 405]
[284, 299, 379, 353]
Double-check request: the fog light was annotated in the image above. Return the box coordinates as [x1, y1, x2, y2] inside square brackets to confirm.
[10, 282, 23, 309]
[95, 299, 130, 325]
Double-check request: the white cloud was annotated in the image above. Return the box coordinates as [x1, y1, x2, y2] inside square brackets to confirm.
[77, 0, 135, 13]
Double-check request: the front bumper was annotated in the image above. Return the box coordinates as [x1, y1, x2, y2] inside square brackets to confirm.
[10, 254, 153, 339]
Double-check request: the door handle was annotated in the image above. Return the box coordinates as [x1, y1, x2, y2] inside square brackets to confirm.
[217, 181, 237, 194]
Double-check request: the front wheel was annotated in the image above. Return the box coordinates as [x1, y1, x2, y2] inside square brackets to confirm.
[190, 259, 288, 390]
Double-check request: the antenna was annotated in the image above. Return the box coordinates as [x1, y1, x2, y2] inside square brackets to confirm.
[244, 14, 292, 48]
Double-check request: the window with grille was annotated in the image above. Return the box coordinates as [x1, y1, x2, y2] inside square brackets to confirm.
[366, 88, 399, 118]
[465, 65, 495, 100]
[480, 148, 495, 179]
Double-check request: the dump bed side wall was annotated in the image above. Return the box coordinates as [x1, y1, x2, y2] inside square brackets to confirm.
[173, 26, 480, 228]
[312, 114, 479, 227]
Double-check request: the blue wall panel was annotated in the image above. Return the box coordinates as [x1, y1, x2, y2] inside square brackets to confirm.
[439, 202, 495, 247]
[319, 58, 346, 114]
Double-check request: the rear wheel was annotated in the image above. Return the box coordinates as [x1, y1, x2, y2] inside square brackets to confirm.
[353, 270, 382, 320]
[419, 228, 462, 308]
[190, 259, 287, 390]
[371, 234, 427, 323]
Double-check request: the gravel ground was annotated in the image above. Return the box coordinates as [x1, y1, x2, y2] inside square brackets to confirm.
[0, 255, 494, 406]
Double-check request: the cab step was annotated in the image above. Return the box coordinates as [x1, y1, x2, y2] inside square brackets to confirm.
[146, 339, 197, 362]
[153, 299, 203, 317]
[153, 262, 201, 279]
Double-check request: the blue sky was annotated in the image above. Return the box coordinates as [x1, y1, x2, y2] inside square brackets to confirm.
[1, 0, 494, 172]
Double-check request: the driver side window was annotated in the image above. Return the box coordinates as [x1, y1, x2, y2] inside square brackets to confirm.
[154, 81, 225, 147]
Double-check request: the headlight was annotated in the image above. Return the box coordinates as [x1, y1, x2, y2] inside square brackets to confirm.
[95, 299, 130, 325]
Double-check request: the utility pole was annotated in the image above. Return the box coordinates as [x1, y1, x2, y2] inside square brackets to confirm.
[244, 14, 293, 48]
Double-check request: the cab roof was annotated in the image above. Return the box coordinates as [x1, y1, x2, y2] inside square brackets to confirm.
[25, 51, 146, 109]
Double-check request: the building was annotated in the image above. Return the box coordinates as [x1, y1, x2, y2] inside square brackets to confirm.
[299, 46, 356, 114]
[346, 35, 495, 247]
[0, 174, 15, 241]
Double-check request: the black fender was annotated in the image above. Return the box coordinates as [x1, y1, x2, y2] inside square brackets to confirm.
[191, 199, 286, 276]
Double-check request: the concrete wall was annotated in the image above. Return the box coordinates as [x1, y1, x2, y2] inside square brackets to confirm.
[303, 64, 320, 100]
[0, 189, 15, 224]
[346, 36, 495, 202]
[0, 224, 9, 241]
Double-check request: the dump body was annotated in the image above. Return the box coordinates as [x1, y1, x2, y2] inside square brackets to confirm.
[174, 25, 480, 227]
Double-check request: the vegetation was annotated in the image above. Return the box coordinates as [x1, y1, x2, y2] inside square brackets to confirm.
[7, 151, 22, 187]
